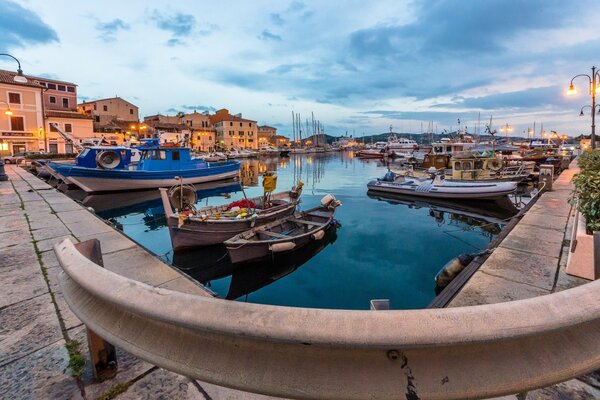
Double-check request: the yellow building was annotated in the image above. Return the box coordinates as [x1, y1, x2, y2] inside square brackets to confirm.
[78, 97, 139, 132]
[210, 109, 258, 150]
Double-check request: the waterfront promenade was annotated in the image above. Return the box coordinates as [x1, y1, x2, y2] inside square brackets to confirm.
[0, 164, 279, 399]
[1, 162, 598, 399]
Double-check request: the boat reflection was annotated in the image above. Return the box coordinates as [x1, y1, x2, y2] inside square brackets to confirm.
[367, 190, 519, 238]
[173, 226, 338, 300]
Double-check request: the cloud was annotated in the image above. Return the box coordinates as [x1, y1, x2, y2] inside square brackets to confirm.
[0, 0, 58, 52]
[287, 1, 306, 12]
[180, 105, 216, 112]
[270, 13, 285, 26]
[96, 19, 130, 42]
[259, 30, 282, 42]
[166, 38, 185, 47]
[433, 86, 568, 110]
[151, 11, 196, 37]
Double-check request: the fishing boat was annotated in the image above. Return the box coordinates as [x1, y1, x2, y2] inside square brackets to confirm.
[367, 171, 517, 200]
[224, 194, 341, 264]
[46, 139, 240, 193]
[160, 175, 304, 250]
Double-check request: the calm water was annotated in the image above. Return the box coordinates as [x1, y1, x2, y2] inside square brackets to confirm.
[87, 152, 518, 310]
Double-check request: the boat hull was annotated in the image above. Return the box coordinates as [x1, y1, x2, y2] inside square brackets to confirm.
[48, 162, 240, 193]
[167, 201, 298, 250]
[367, 179, 517, 200]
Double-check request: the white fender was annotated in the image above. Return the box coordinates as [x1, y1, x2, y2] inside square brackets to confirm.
[311, 230, 325, 240]
[269, 242, 296, 252]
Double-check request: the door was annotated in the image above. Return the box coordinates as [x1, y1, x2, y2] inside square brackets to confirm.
[12, 144, 26, 155]
[49, 143, 58, 153]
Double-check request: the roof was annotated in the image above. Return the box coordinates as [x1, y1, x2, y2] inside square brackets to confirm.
[78, 96, 138, 107]
[46, 110, 93, 120]
[258, 125, 277, 130]
[0, 70, 45, 89]
[209, 112, 256, 124]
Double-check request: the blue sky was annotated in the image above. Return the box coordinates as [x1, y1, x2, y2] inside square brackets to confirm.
[2, 0, 600, 138]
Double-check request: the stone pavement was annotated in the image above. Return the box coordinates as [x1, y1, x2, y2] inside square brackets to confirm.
[0, 165, 284, 400]
[450, 161, 600, 399]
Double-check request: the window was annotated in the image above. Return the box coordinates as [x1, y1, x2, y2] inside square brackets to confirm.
[49, 143, 58, 153]
[239, 131, 244, 136]
[172, 151, 180, 161]
[8, 93, 21, 104]
[151, 150, 166, 160]
[94, 116, 100, 123]
[57, 85, 66, 91]
[67, 86, 75, 93]
[130, 109, 133, 115]
[47, 83, 56, 90]
[62, 98, 69, 108]
[240, 122, 242, 127]
[49, 96, 56, 104]
[10, 116, 24, 131]
[39, 82, 47, 87]
[229, 122, 233, 126]
[93, 104, 97, 110]
[65, 124, 72, 133]
[49, 123, 59, 132]
[249, 123, 252, 127]
[248, 139, 253, 142]
[103, 105, 108, 111]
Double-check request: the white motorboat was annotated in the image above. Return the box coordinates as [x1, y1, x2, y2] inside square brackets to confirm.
[367, 171, 517, 200]
[203, 152, 227, 162]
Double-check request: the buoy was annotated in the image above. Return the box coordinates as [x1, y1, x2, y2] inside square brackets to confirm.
[435, 254, 474, 289]
[269, 242, 296, 252]
[311, 230, 325, 240]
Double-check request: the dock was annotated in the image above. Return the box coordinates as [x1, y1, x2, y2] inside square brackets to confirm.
[0, 164, 278, 399]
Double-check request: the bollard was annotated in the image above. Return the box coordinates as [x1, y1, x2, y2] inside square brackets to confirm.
[539, 164, 554, 192]
[73, 240, 118, 380]
[0, 160, 7, 181]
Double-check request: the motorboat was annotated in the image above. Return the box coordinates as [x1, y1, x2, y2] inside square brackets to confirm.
[386, 134, 418, 152]
[46, 139, 240, 193]
[160, 179, 305, 250]
[224, 195, 341, 264]
[203, 152, 227, 162]
[367, 171, 517, 200]
[357, 148, 387, 158]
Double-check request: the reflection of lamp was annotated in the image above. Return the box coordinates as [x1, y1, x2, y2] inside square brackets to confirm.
[0, 53, 27, 83]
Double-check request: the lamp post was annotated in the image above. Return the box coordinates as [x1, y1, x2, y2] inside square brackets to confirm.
[0, 100, 14, 158]
[567, 66, 600, 149]
[500, 123, 513, 141]
[0, 54, 28, 83]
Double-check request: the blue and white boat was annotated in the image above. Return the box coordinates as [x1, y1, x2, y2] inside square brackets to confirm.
[47, 139, 240, 193]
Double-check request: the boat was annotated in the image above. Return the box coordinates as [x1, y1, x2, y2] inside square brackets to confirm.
[386, 134, 418, 152]
[160, 178, 305, 250]
[357, 148, 387, 159]
[224, 194, 341, 264]
[46, 139, 240, 193]
[202, 152, 227, 162]
[280, 149, 291, 157]
[367, 171, 517, 200]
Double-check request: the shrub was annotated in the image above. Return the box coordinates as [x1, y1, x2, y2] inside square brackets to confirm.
[572, 149, 600, 232]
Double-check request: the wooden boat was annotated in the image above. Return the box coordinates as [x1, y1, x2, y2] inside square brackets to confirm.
[160, 184, 303, 251]
[224, 195, 341, 264]
[357, 148, 386, 158]
[367, 171, 517, 200]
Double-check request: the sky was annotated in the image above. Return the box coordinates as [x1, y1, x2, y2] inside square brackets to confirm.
[2, 0, 600, 139]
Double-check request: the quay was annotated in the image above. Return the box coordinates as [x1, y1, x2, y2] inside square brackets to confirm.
[0, 164, 277, 399]
[2, 161, 599, 399]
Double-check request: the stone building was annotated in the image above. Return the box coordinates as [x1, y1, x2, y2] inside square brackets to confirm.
[78, 96, 139, 134]
[209, 109, 258, 150]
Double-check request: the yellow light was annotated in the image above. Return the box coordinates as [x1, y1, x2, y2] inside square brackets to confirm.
[4, 109, 13, 116]
[567, 84, 576, 95]
[130, 124, 136, 129]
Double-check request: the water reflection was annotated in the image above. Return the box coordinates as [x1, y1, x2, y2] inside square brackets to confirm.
[173, 226, 338, 300]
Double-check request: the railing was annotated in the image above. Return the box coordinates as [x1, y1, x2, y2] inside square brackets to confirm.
[56, 238, 600, 400]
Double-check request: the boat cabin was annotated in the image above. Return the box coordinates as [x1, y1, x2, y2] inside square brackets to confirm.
[450, 152, 503, 181]
[137, 139, 208, 171]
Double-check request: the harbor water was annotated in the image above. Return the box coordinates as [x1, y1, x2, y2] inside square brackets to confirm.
[85, 152, 518, 310]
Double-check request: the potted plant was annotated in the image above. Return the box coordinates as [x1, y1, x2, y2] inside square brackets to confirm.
[567, 149, 600, 279]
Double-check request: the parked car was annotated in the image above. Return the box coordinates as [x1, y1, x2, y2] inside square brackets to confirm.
[3, 152, 40, 164]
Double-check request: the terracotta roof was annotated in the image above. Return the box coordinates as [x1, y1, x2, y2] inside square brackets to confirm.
[78, 96, 138, 107]
[258, 125, 277, 130]
[209, 113, 256, 124]
[0, 70, 45, 89]
[46, 110, 93, 120]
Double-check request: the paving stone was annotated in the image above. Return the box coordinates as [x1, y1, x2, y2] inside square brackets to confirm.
[0, 261, 48, 309]
[449, 270, 550, 307]
[65, 218, 114, 238]
[77, 230, 138, 255]
[101, 247, 181, 286]
[56, 209, 95, 224]
[31, 224, 72, 241]
[0, 243, 39, 268]
[0, 213, 28, 233]
[498, 224, 565, 259]
[19, 191, 44, 203]
[51, 201, 86, 213]
[53, 292, 82, 330]
[22, 200, 51, 212]
[0, 339, 83, 400]
[115, 368, 205, 400]
[37, 234, 78, 253]
[68, 325, 154, 400]
[197, 380, 292, 399]
[41, 250, 60, 269]
[0, 294, 63, 366]
[479, 247, 558, 291]
[524, 373, 600, 399]
[27, 212, 63, 230]
[518, 210, 568, 232]
[0, 227, 31, 248]
[46, 265, 63, 294]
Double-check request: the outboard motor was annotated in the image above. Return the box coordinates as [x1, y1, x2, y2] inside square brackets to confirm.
[381, 170, 396, 182]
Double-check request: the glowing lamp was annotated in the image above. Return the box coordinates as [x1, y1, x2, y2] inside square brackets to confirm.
[4, 109, 13, 116]
[567, 84, 576, 95]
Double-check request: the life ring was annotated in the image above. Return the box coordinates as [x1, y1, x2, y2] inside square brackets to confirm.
[487, 158, 503, 171]
[96, 150, 121, 169]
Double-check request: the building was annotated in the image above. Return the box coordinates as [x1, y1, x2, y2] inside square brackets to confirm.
[78, 97, 139, 134]
[257, 125, 276, 148]
[0, 69, 93, 155]
[144, 111, 215, 150]
[270, 135, 290, 147]
[209, 109, 258, 150]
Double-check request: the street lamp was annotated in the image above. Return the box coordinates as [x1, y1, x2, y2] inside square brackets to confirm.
[0, 53, 27, 83]
[0, 100, 13, 116]
[500, 123, 513, 140]
[567, 66, 600, 149]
